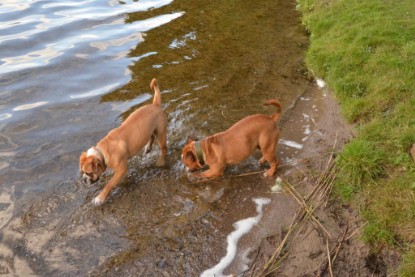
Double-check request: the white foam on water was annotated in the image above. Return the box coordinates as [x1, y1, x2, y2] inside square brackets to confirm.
[271, 177, 283, 193]
[304, 124, 311, 135]
[239, 248, 252, 271]
[316, 78, 326, 88]
[279, 139, 303, 149]
[200, 198, 271, 277]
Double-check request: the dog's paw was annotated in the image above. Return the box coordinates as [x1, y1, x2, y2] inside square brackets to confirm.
[263, 171, 274, 178]
[92, 195, 105, 206]
[263, 169, 277, 178]
[155, 157, 165, 167]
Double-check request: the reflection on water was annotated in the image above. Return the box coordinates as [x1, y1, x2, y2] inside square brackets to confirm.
[0, 0, 183, 122]
[13, 101, 48, 111]
[0, 113, 12, 121]
[0, 0, 311, 275]
[70, 83, 122, 99]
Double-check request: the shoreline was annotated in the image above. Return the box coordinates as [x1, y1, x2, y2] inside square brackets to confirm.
[229, 81, 401, 276]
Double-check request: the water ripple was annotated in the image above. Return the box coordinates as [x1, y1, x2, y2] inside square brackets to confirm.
[0, 0, 183, 122]
[0, 12, 183, 75]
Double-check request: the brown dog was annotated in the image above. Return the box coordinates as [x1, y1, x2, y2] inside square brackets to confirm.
[80, 78, 167, 205]
[181, 99, 281, 178]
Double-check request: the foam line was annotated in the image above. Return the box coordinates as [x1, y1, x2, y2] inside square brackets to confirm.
[279, 139, 303, 149]
[201, 198, 271, 277]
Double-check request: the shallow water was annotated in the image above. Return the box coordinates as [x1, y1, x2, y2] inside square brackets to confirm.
[0, 0, 311, 275]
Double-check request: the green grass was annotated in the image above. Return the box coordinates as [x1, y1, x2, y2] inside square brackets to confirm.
[337, 139, 386, 188]
[297, 0, 415, 274]
[400, 246, 415, 276]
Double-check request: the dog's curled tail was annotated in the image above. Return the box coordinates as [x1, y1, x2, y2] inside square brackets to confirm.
[264, 99, 282, 122]
[150, 78, 161, 106]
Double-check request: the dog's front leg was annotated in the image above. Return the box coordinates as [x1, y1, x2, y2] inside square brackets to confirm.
[200, 165, 224, 179]
[93, 163, 127, 205]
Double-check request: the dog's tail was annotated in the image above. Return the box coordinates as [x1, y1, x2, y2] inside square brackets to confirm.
[264, 99, 282, 122]
[150, 78, 161, 106]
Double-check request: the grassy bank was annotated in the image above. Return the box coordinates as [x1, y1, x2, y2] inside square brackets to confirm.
[296, 0, 415, 275]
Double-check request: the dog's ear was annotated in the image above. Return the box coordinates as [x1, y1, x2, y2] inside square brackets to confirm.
[95, 159, 106, 173]
[185, 150, 196, 163]
[92, 160, 99, 174]
[83, 160, 93, 173]
[185, 136, 194, 145]
[83, 158, 101, 174]
[79, 152, 87, 170]
[186, 136, 198, 145]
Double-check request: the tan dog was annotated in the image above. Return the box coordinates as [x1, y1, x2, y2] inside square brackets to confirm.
[181, 99, 281, 178]
[80, 78, 167, 205]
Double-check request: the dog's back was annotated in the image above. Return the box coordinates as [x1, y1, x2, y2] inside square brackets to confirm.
[101, 78, 166, 158]
[222, 99, 281, 137]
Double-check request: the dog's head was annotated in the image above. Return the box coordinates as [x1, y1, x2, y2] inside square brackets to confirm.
[79, 152, 105, 185]
[181, 137, 204, 172]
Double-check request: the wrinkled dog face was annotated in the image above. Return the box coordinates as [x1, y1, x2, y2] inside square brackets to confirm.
[181, 141, 203, 172]
[79, 152, 105, 185]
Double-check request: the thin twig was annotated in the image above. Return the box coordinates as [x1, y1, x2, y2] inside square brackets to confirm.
[188, 170, 266, 185]
[262, 205, 302, 273]
[345, 222, 368, 241]
[326, 238, 333, 277]
[316, 225, 349, 277]
[306, 158, 334, 201]
[323, 182, 334, 208]
[317, 169, 337, 202]
[233, 170, 266, 177]
[331, 225, 349, 265]
[187, 155, 321, 185]
[254, 142, 341, 276]
[285, 182, 333, 238]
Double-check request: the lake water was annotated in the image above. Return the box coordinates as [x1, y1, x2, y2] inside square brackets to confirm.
[0, 0, 312, 275]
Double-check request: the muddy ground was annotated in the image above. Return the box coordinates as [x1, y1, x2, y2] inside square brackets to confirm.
[241, 83, 401, 276]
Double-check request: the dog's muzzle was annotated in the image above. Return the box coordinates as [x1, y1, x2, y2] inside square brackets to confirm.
[185, 166, 199, 172]
[81, 173, 99, 185]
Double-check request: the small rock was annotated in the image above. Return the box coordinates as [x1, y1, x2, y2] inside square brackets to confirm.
[411, 144, 415, 162]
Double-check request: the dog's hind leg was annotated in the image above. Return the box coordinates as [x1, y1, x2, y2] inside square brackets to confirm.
[144, 134, 155, 154]
[155, 128, 167, 167]
[264, 159, 279, 177]
[260, 142, 279, 177]
[258, 145, 268, 165]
